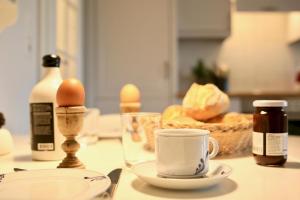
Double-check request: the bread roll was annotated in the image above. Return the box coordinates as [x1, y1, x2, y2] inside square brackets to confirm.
[182, 83, 229, 121]
[161, 105, 204, 128]
[162, 105, 186, 122]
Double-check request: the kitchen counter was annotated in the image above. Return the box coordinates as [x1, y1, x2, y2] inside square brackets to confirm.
[177, 91, 300, 99]
[0, 134, 300, 200]
[229, 91, 300, 98]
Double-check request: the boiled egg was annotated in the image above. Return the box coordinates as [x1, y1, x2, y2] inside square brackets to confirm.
[120, 84, 140, 103]
[57, 78, 85, 106]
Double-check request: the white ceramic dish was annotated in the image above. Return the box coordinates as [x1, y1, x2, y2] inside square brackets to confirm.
[132, 160, 232, 190]
[0, 169, 111, 200]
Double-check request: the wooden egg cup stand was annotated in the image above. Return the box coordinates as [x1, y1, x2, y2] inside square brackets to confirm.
[56, 106, 86, 169]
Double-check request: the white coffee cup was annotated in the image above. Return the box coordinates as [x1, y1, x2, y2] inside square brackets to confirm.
[155, 129, 219, 178]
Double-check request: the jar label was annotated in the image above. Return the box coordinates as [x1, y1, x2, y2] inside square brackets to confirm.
[266, 133, 288, 156]
[30, 103, 55, 151]
[252, 132, 264, 155]
[252, 132, 288, 156]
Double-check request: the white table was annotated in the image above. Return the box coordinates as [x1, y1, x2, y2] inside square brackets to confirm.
[1, 135, 300, 200]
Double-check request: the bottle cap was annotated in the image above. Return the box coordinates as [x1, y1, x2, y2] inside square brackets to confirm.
[253, 100, 288, 107]
[43, 54, 60, 67]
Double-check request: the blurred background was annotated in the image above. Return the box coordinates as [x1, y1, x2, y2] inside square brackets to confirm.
[1, 0, 300, 134]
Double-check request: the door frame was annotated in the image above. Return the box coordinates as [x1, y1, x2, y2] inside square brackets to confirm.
[36, 0, 56, 78]
[83, 0, 99, 107]
[37, 0, 84, 80]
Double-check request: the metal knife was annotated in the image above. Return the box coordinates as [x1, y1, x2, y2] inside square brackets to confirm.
[106, 168, 122, 197]
[97, 168, 122, 200]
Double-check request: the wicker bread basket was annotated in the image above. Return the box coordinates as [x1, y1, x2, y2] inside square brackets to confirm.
[139, 113, 161, 151]
[144, 113, 253, 156]
[162, 116, 253, 156]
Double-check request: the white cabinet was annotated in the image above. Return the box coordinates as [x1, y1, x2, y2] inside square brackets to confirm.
[177, 0, 231, 39]
[287, 12, 300, 44]
[84, 0, 177, 113]
[237, 0, 300, 11]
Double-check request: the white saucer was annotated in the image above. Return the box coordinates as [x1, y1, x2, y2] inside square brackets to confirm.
[0, 169, 111, 200]
[132, 160, 232, 190]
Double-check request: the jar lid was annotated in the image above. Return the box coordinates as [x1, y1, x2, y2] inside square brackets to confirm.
[253, 100, 288, 107]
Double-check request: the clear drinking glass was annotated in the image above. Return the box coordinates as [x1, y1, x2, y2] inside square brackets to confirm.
[121, 112, 161, 167]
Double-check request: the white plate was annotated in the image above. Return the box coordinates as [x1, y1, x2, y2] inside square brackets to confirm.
[0, 169, 111, 200]
[132, 160, 232, 190]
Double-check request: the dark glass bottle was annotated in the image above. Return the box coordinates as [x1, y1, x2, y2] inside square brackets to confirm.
[252, 100, 288, 166]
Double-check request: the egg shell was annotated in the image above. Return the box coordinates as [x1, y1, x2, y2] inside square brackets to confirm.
[120, 84, 140, 103]
[56, 78, 85, 106]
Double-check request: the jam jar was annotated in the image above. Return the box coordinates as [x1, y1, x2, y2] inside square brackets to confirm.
[252, 100, 288, 166]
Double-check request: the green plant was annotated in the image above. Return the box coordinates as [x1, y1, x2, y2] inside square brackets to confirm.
[192, 60, 215, 84]
[0, 113, 5, 128]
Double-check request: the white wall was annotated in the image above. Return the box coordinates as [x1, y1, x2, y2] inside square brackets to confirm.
[0, 0, 38, 134]
[179, 12, 298, 93]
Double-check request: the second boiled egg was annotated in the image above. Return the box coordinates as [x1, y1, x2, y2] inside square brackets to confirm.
[120, 84, 140, 103]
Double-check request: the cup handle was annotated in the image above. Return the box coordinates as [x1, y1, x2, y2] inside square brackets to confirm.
[208, 137, 219, 159]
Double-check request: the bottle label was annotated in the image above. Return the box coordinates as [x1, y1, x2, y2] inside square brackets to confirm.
[252, 132, 264, 155]
[266, 133, 288, 156]
[252, 132, 288, 156]
[30, 103, 55, 151]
